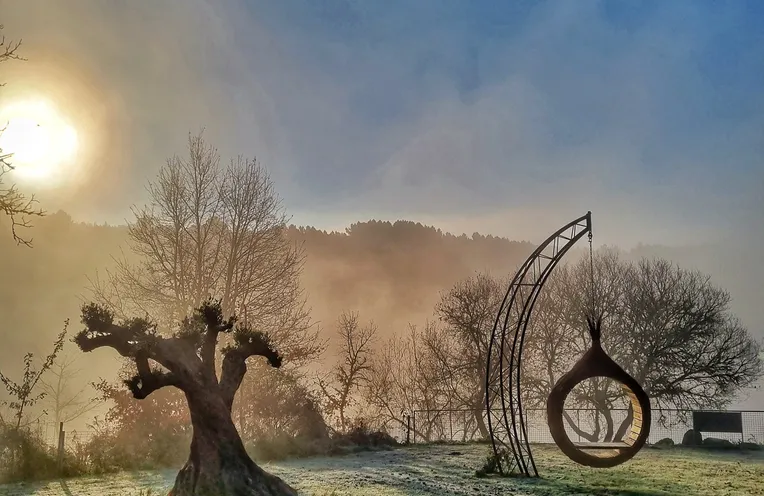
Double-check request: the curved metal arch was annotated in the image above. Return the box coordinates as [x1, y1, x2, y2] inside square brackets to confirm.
[485, 211, 592, 476]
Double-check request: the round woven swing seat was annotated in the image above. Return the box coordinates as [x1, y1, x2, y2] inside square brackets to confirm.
[547, 340, 651, 468]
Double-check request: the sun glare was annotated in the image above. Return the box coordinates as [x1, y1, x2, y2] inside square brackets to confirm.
[0, 99, 79, 185]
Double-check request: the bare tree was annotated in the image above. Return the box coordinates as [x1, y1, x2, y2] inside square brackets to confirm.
[317, 311, 377, 432]
[75, 299, 298, 496]
[0, 25, 44, 246]
[522, 249, 630, 441]
[363, 324, 443, 441]
[39, 353, 99, 427]
[523, 250, 763, 442]
[431, 272, 508, 439]
[622, 258, 762, 405]
[89, 131, 323, 365]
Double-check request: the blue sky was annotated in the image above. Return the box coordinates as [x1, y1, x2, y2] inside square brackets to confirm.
[234, 0, 763, 217]
[1, 0, 762, 246]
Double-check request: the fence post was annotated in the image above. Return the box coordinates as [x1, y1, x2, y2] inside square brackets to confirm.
[406, 415, 411, 445]
[412, 412, 417, 444]
[427, 409, 431, 441]
[57, 422, 65, 474]
[449, 410, 453, 442]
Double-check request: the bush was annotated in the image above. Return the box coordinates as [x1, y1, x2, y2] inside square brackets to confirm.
[681, 429, 703, 446]
[80, 424, 190, 473]
[249, 418, 399, 461]
[702, 437, 735, 449]
[654, 437, 675, 448]
[475, 449, 509, 478]
[331, 418, 398, 450]
[0, 426, 86, 483]
[45, 416, 191, 476]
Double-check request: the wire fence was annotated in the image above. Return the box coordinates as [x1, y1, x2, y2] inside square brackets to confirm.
[24, 421, 98, 451]
[28, 408, 764, 452]
[405, 408, 764, 445]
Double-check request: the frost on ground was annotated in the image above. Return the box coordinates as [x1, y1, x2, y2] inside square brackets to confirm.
[2, 443, 763, 496]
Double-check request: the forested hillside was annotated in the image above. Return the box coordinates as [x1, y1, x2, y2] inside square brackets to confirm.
[287, 221, 534, 342]
[0, 214, 531, 368]
[1, 212, 761, 409]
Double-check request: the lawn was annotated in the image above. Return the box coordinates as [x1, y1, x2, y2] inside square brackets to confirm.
[1, 443, 762, 496]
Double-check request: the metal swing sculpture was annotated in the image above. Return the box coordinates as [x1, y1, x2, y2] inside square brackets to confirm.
[484, 211, 651, 476]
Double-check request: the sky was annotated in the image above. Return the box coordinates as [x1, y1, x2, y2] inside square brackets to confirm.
[0, 0, 761, 248]
[0, 0, 762, 409]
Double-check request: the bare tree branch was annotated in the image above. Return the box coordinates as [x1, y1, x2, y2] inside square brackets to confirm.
[318, 311, 377, 431]
[0, 25, 44, 246]
[88, 131, 322, 366]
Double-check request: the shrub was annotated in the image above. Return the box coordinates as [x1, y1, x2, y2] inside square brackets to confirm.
[0, 426, 86, 483]
[654, 437, 675, 448]
[332, 418, 398, 449]
[702, 437, 735, 449]
[248, 418, 399, 461]
[681, 429, 703, 446]
[475, 449, 508, 478]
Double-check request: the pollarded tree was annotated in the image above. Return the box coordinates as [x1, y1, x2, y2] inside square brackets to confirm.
[75, 299, 297, 496]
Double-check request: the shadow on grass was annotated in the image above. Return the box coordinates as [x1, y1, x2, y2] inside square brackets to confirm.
[277, 444, 695, 496]
[515, 476, 688, 496]
[58, 480, 73, 496]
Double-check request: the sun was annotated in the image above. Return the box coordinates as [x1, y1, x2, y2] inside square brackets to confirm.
[0, 99, 79, 186]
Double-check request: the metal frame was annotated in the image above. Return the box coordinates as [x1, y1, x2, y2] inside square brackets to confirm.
[484, 211, 592, 476]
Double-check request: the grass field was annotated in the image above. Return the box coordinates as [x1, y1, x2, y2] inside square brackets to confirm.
[1, 443, 763, 496]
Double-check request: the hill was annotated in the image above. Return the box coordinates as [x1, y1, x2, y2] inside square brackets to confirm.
[0, 211, 761, 409]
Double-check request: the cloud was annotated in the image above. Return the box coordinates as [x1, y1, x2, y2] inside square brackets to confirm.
[0, 0, 760, 247]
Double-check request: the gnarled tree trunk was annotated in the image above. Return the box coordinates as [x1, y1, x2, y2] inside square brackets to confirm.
[75, 301, 301, 496]
[171, 390, 296, 496]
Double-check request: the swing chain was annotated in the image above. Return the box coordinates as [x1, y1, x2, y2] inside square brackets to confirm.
[588, 231, 596, 316]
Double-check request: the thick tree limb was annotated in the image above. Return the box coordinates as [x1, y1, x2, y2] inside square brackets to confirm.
[120, 350, 181, 399]
[563, 410, 600, 442]
[75, 303, 202, 384]
[124, 369, 179, 399]
[74, 324, 140, 357]
[75, 304, 158, 356]
[220, 328, 282, 409]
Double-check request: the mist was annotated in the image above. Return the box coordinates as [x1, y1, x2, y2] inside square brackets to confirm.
[0, 0, 762, 479]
